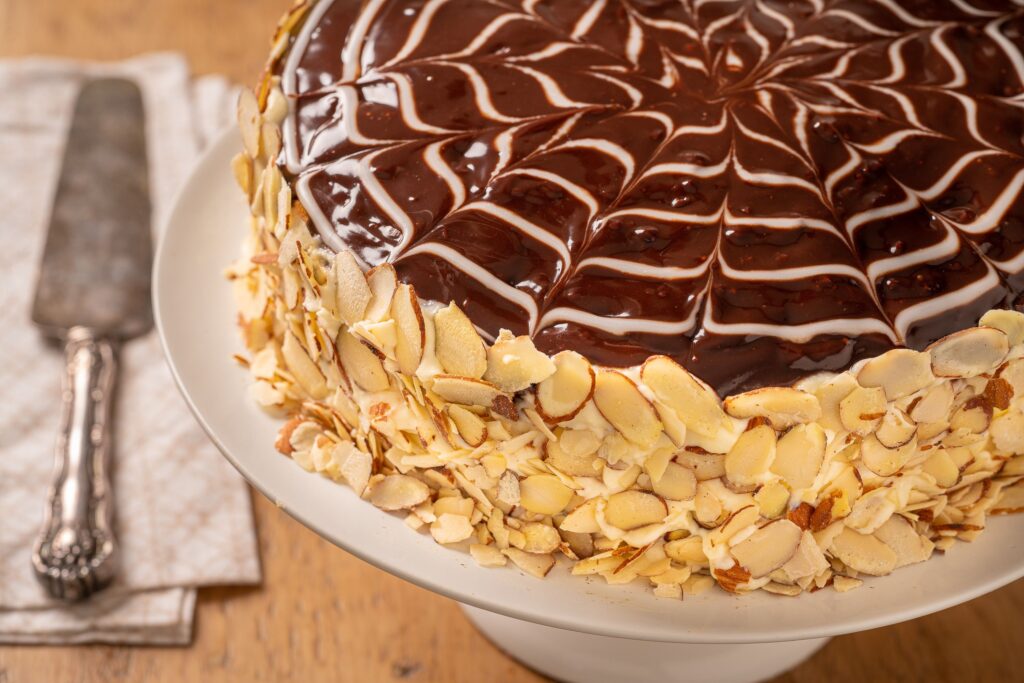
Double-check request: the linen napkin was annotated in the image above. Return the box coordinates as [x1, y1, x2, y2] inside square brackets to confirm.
[0, 53, 260, 645]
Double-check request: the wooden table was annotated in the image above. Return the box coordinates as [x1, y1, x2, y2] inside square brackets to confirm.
[1, 2, 1021, 680]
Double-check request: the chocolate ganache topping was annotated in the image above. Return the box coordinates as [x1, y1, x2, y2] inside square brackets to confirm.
[278, 0, 1024, 394]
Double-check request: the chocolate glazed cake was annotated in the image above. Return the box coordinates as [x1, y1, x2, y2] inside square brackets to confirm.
[231, 0, 1024, 597]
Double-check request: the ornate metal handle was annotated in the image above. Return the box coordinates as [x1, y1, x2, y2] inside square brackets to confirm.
[32, 326, 118, 600]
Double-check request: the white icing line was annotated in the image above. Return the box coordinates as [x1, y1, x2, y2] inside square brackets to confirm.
[954, 168, 1024, 234]
[703, 307, 900, 344]
[461, 201, 572, 267]
[400, 242, 539, 332]
[572, 0, 606, 39]
[423, 140, 466, 211]
[845, 192, 918, 234]
[381, 0, 448, 68]
[892, 266, 1001, 339]
[865, 224, 960, 283]
[387, 73, 457, 135]
[502, 168, 600, 218]
[577, 255, 713, 280]
[538, 305, 702, 336]
[341, 0, 388, 82]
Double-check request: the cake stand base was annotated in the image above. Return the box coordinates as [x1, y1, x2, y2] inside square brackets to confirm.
[460, 604, 829, 683]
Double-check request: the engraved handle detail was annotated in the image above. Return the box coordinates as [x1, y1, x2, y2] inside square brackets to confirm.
[32, 327, 118, 600]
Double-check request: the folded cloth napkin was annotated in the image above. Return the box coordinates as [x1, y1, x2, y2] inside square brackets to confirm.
[0, 53, 261, 645]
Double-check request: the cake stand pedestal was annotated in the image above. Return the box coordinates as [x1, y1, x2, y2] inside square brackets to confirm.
[461, 604, 829, 683]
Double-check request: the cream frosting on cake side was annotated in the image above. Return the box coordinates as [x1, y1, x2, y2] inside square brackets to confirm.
[228, 0, 1024, 598]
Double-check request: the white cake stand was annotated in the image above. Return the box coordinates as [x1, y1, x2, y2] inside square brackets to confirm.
[154, 131, 1024, 683]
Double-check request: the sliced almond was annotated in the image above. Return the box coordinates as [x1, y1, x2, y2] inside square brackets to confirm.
[857, 349, 934, 400]
[334, 251, 372, 326]
[830, 527, 897, 576]
[368, 474, 431, 511]
[928, 327, 1009, 378]
[712, 505, 760, 545]
[771, 423, 826, 490]
[281, 330, 329, 399]
[833, 575, 863, 593]
[724, 424, 777, 488]
[593, 370, 664, 447]
[231, 152, 253, 198]
[237, 88, 261, 157]
[980, 309, 1024, 345]
[839, 385, 886, 435]
[496, 471, 520, 507]
[335, 445, 372, 495]
[448, 404, 488, 447]
[676, 450, 726, 480]
[665, 536, 706, 564]
[391, 283, 425, 375]
[430, 513, 475, 544]
[521, 523, 561, 554]
[990, 408, 1024, 454]
[433, 303, 487, 378]
[949, 400, 991, 434]
[723, 388, 821, 429]
[779, 531, 830, 582]
[652, 462, 698, 501]
[640, 356, 728, 437]
[483, 330, 556, 393]
[755, 480, 791, 518]
[876, 407, 916, 448]
[534, 351, 595, 422]
[714, 564, 752, 593]
[560, 498, 600, 534]
[604, 491, 668, 530]
[813, 374, 859, 432]
[503, 548, 555, 578]
[337, 331, 390, 392]
[519, 474, 573, 515]
[654, 401, 688, 446]
[873, 515, 933, 568]
[363, 264, 398, 323]
[470, 544, 508, 568]
[731, 520, 802, 578]
[909, 381, 953, 424]
[545, 439, 599, 477]
[860, 434, 915, 477]
[997, 358, 1024, 396]
[922, 448, 960, 488]
[694, 482, 726, 528]
[431, 376, 516, 419]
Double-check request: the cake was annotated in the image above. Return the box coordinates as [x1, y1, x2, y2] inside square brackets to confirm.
[230, 0, 1024, 597]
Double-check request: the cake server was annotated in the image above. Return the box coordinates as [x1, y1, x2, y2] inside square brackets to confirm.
[30, 78, 151, 601]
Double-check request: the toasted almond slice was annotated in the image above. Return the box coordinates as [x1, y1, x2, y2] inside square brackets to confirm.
[545, 439, 599, 477]
[231, 152, 253, 198]
[990, 408, 1024, 454]
[433, 496, 474, 518]
[876, 407, 916, 448]
[368, 474, 431, 511]
[712, 505, 760, 545]
[237, 88, 261, 157]
[362, 264, 398, 323]
[998, 358, 1024, 395]
[281, 330, 328, 399]
[873, 515, 933, 568]
[391, 283, 426, 375]
[860, 434, 915, 477]
[470, 544, 508, 568]
[724, 424, 777, 488]
[857, 349, 934, 400]
[430, 513, 475, 544]
[950, 400, 991, 434]
[604, 491, 668, 530]
[833, 575, 863, 593]
[653, 583, 684, 599]
[724, 388, 821, 429]
[980, 309, 1024, 345]
[334, 251, 372, 326]
[665, 535, 706, 564]
[694, 482, 726, 528]
[503, 548, 556, 578]
[641, 356, 728, 438]
[431, 375, 515, 418]
[653, 401, 688, 446]
[520, 474, 573, 515]
[755, 480, 791, 518]
[593, 370, 664, 447]
[928, 327, 1009, 378]
[652, 462, 697, 501]
[714, 564, 752, 593]
[560, 499, 600, 533]
[534, 351, 595, 422]
[813, 374, 859, 432]
[922, 448, 960, 488]
[909, 381, 953, 424]
[771, 423, 826, 490]
[676, 450, 726, 480]
[448, 404, 488, 447]
[521, 523, 562, 554]
[335, 444, 372, 495]
[560, 528, 595, 559]
[779, 531, 830, 582]
[337, 331, 390, 392]
[483, 330, 556, 393]
[830, 527, 897, 576]
[838, 386, 886, 435]
[731, 520, 802, 578]
[433, 302, 487, 378]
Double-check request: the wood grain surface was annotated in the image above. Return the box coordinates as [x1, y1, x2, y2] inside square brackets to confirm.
[0, 2, 1021, 681]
